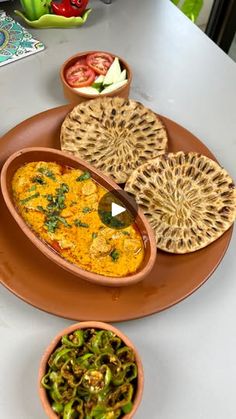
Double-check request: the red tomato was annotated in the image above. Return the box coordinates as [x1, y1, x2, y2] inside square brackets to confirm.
[51, 240, 62, 253]
[65, 62, 95, 87]
[70, 0, 89, 16]
[75, 56, 87, 66]
[86, 53, 114, 75]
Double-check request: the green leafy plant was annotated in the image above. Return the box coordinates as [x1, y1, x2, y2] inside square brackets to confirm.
[171, 0, 204, 22]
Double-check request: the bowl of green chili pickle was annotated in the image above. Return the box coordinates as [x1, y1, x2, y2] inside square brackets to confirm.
[39, 321, 144, 418]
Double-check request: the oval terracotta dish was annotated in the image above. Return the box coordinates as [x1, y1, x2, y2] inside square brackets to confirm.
[60, 51, 132, 104]
[38, 321, 144, 419]
[0, 147, 156, 287]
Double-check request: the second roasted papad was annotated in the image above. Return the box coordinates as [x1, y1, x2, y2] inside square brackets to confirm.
[125, 152, 236, 253]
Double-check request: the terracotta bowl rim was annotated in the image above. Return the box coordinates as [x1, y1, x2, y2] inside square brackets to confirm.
[0, 147, 156, 287]
[38, 321, 144, 419]
[60, 50, 133, 98]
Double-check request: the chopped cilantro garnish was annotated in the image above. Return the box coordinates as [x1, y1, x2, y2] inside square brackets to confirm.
[122, 231, 130, 236]
[44, 216, 58, 233]
[45, 194, 53, 201]
[45, 183, 69, 212]
[20, 192, 40, 205]
[92, 232, 98, 239]
[76, 171, 91, 181]
[32, 176, 45, 185]
[57, 183, 69, 194]
[82, 207, 92, 214]
[99, 210, 125, 228]
[74, 219, 89, 228]
[56, 216, 70, 227]
[28, 185, 37, 192]
[110, 249, 120, 262]
[37, 167, 56, 180]
[37, 205, 46, 213]
[44, 215, 70, 232]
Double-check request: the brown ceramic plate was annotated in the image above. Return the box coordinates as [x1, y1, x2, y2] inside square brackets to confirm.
[0, 105, 233, 321]
[1, 147, 156, 287]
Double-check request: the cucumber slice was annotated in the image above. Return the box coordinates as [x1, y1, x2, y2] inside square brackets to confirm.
[100, 79, 128, 94]
[103, 57, 122, 86]
[117, 69, 127, 83]
[73, 86, 100, 95]
[95, 75, 105, 84]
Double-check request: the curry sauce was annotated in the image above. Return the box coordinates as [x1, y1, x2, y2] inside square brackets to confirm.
[12, 162, 144, 277]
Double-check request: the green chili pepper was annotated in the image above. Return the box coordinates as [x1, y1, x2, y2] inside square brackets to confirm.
[49, 370, 62, 383]
[82, 365, 112, 394]
[41, 371, 51, 390]
[107, 383, 133, 410]
[61, 387, 77, 404]
[116, 346, 135, 363]
[63, 398, 84, 419]
[90, 405, 107, 418]
[61, 359, 84, 387]
[52, 348, 76, 369]
[49, 372, 69, 402]
[109, 336, 122, 352]
[77, 353, 96, 369]
[83, 328, 97, 343]
[62, 330, 84, 348]
[122, 401, 133, 414]
[52, 401, 64, 414]
[95, 353, 121, 377]
[90, 331, 114, 355]
[100, 365, 112, 389]
[91, 408, 121, 419]
[123, 362, 138, 382]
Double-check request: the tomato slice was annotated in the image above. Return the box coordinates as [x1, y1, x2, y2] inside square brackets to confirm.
[74, 56, 87, 66]
[51, 240, 62, 253]
[86, 53, 114, 75]
[65, 62, 96, 87]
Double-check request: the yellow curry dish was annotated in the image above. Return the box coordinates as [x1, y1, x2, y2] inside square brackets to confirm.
[12, 162, 144, 278]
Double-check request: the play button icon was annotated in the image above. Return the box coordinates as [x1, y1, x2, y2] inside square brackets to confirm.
[112, 202, 126, 217]
[98, 189, 138, 229]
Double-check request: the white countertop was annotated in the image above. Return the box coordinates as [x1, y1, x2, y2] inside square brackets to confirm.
[0, 0, 236, 418]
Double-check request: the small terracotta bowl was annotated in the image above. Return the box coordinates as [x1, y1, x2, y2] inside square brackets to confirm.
[60, 50, 132, 104]
[39, 321, 144, 418]
[0, 147, 156, 287]
[38, 321, 144, 419]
